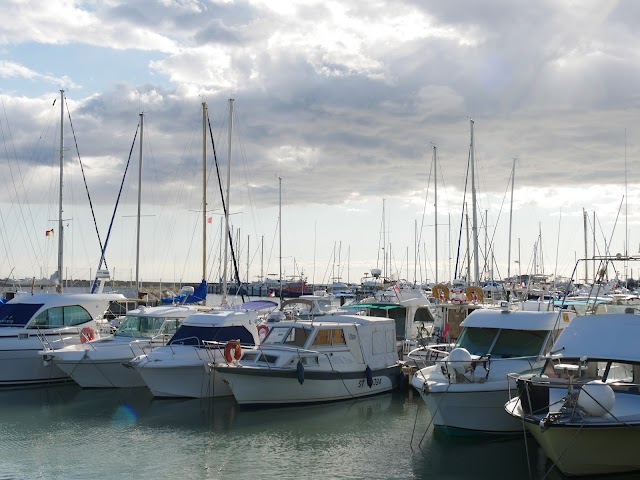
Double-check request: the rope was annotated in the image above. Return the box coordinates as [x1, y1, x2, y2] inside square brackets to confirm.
[63, 94, 106, 269]
[207, 114, 245, 303]
[91, 122, 139, 292]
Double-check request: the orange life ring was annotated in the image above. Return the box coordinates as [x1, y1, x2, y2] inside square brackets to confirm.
[224, 340, 242, 362]
[257, 324, 269, 340]
[466, 286, 484, 303]
[432, 284, 450, 301]
[80, 326, 96, 344]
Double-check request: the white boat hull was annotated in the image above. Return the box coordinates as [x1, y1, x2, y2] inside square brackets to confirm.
[54, 358, 145, 388]
[135, 346, 231, 398]
[138, 361, 231, 398]
[217, 365, 400, 406]
[418, 384, 522, 433]
[0, 332, 82, 386]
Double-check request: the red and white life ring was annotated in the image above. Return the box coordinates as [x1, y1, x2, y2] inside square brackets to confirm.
[224, 340, 242, 363]
[257, 324, 269, 340]
[80, 326, 96, 344]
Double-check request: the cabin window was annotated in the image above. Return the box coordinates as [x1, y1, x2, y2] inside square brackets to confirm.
[312, 329, 346, 346]
[262, 326, 312, 347]
[332, 329, 345, 345]
[159, 318, 182, 337]
[490, 329, 548, 358]
[313, 330, 331, 345]
[256, 353, 278, 364]
[30, 305, 92, 328]
[241, 353, 258, 361]
[414, 307, 436, 324]
[455, 327, 498, 355]
[284, 327, 311, 347]
[605, 362, 634, 383]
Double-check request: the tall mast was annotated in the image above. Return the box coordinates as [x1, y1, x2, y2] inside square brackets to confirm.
[56, 89, 64, 294]
[433, 145, 438, 284]
[135, 112, 144, 297]
[507, 158, 516, 282]
[583, 208, 588, 283]
[202, 101, 207, 281]
[383, 199, 386, 278]
[221, 98, 234, 305]
[278, 175, 283, 303]
[470, 119, 480, 285]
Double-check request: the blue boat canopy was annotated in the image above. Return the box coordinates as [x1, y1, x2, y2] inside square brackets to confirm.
[161, 279, 208, 305]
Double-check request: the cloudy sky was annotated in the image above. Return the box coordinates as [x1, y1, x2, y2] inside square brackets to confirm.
[0, 0, 638, 289]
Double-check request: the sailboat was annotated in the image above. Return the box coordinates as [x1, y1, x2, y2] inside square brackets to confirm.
[126, 100, 277, 398]
[0, 90, 126, 387]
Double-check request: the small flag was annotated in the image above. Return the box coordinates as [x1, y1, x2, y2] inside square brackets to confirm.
[45, 229, 54, 238]
[443, 323, 450, 339]
[207, 217, 213, 224]
[393, 284, 400, 293]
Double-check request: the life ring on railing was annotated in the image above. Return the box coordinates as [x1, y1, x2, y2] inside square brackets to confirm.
[466, 286, 484, 303]
[432, 284, 450, 301]
[224, 340, 242, 362]
[257, 324, 269, 340]
[80, 326, 96, 344]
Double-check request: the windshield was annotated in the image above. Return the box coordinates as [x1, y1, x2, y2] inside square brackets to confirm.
[456, 327, 498, 355]
[116, 315, 181, 338]
[263, 326, 312, 347]
[456, 327, 549, 358]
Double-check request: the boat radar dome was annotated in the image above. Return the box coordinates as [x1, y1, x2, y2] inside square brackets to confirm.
[578, 380, 615, 417]
[371, 268, 382, 278]
[447, 348, 473, 375]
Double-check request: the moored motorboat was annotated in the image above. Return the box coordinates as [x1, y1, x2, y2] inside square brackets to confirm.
[214, 313, 402, 406]
[0, 292, 126, 386]
[411, 306, 574, 434]
[505, 312, 640, 476]
[130, 301, 276, 398]
[40, 304, 205, 388]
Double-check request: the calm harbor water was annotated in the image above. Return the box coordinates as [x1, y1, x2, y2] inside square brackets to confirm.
[0, 385, 537, 480]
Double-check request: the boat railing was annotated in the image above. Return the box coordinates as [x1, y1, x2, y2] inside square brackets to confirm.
[403, 343, 454, 369]
[128, 338, 155, 357]
[438, 354, 541, 384]
[35, 325, 84, 351]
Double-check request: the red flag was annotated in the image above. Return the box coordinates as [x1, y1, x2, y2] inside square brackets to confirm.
[207, 217, 213, 224]
[443, 323, 450, 339]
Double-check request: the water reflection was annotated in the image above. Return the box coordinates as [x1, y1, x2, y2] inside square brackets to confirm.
[3, 385, 640, 479]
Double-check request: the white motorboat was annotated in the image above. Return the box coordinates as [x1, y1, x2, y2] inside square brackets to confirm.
[130, 302, 275, 398]
[40, 304, 205, 388]
[0, 292, 126, 386]
[505, 313, 640, 476]
[214, 313, 402, 406]
[411, 307, 574, 434]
